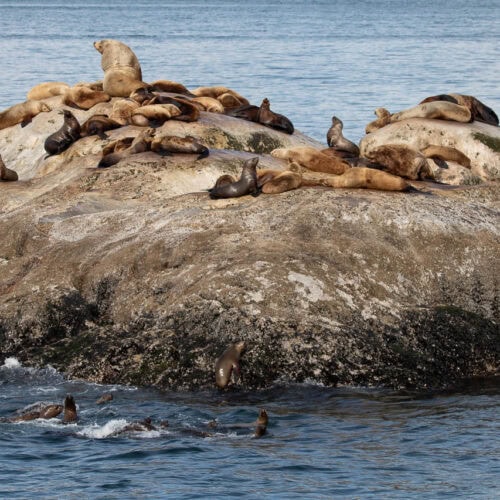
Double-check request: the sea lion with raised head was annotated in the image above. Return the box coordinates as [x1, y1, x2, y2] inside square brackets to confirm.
[0, 155, 18, 181]
[208, 158, 260, 199]
[214, 340, 246, 388]
[150, 134, 209, 159]
[326, 116, 360, 156]
[62, 394, 78, 423]
[44, 109, 81, 156]
[27, 81, 71, 100]
[271, 146, 350, 175]
[257, 98, 294, 134]
[254, 409, 268, 438]
[80, 114, 122, 139]
[94, 39, 148, 97]
[0, 100, 51, 130]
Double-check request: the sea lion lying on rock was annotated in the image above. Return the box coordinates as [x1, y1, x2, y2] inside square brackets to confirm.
[0, 100, 51, 130]
[62, 83, 111, 110]
[150, 134, 209, 159]
[257, 169, 302, 194]
[80, 114, 122, 140]
[98, 128, 154, 168]
[208, 158, 260, 199]
[257, 98, 294, 134]
[130, 103, 182, 127]
[27, 81, 71, 100]
[191, 86, 249, 108]
[271, 146, 350, 175]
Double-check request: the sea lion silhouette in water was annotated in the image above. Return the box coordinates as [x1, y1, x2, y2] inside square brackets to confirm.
[214, 340, 246, 388]
[326, 116, 360, 157]
[62, 394, 78, 423]
[257, 98, 294, 134]
[208, 158, 260, 199]
[0, 155, 18, 181]
[96, 393, 114, 405]
[44, 109, 81, 155]
[254, 409, 268, 438]
[0, 394, 77, 423]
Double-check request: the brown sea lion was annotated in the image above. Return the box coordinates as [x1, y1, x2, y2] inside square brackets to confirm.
[101, 136, 135, 156]
[212, 174, 236, 188]
[326, 116, 360, 156]
[109, 98, 141, 125]
[1, 401, 63, 422]
[150, 79, 194, 96]
[44, 109, 81, 156]
[208, 158, 260, 199]
[146, 95, 200, 122]
[80, 114, 122, 139]
[98, 128, 154, 168]
[420, 93, 498, 126]
[27, 81, 70, 100]
[363, 144, 431, 180]
[365, 107, 392, 133]
[94, 39, 148, 97]
[254, 409, 268, 438]
[62, 394, 78, 423]
[271, 146, 350, 175]
[150, 134, 209, 159]
[192, 96, 226, 113]
[129, 87, 156, 105]
[214, 340, 246, 388]
[0, 100, 51, 130]
[421, 145, 471, 169]
[130, 103, 181, 127]
[257, 169, 302, 194]
[0, 155, 18, 181]
[225, 104, 260, 122]
[257, 98, 294, 134]
[63, 84, 111, 110]
[96, 393, 114, 405]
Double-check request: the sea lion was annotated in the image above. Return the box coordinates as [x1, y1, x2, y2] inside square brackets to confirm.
[146, 95, 200, 122]
[191, 86, 250, 107]
[150, 80, 194, 96]
[420, 93, 498, 126]
[94, 39, 148, 97]
[225, 104, 260, 122]
[254, 409, 268, 438]
[62, 394, 78, 423]
[365, 107, 392, 133]
[212, 174, 236, 188]
[0, 401, 63, 422]
[214, 340, 246, 388]
[27, 81, 70, 100]
[98, 128, 154, 168]
[257, 169, 302, 194]
[421, 145, 471, 169]
[44, 109, 81, 156]
[0, 100, 51, 130]
[63, 84, 111, 110]
[109, 98, 141, 125]
[257, 98, 294, 134]
[150, 134, 209, 159]
[130, 103, 182, 127]
[101, 136, 135, 156]
[129, 87, 156, 105]
[208, 158, 260, 199]
[363, 144, 431, 180]
[96, 393, 113, 405]
[0, 155, 18, 181]
[192, 96, 225, 113]
[80, 114, 122, 140]
[271, 146, 350, 175]
[326, 116, 360, 156]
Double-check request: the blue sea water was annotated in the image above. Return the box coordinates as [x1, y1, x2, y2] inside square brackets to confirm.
[0, 1, 499, 498]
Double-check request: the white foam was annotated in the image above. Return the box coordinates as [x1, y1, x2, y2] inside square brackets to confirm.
[77, 419, 129, 439]
[2, 357, 21, 369]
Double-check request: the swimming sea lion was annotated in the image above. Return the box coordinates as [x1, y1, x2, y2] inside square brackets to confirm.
[214, 340, 246, 388]
[98, 128, 154, 168]
[192, 96, 225, 113]
[363, 144, 431, 180]
[257, 98, 294, 134]
[0, 155, 18, 182]
[96, 393, 114, 405]
[80, 114, 122, 140]
[254, 409, 268, 438]
[62, 84, 111, 110]
[326, 116, 360, 156]
[421, 145, 471, 169]
[44, 109, 81, 156]
[208, 158, 260, 199]
[271, 146, 350, 175]
[150, 134, 209, 159]
[130, 103, 181, 127]
[94, 39, 148, 97]
[62, 394, 78, 423]
[257, 169, 302, 194]
[1, 401, 63, 422]
[0, 100, 51, 130]
[27, 81, 70, 100]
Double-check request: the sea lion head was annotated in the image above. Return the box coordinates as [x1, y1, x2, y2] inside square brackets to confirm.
[93, 40, 105, 53]
[331, 116, 343, 128]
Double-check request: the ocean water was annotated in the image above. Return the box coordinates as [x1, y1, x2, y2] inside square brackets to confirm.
[1, 1, 499, 498]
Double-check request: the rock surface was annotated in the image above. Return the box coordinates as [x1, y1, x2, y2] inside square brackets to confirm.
[0, 99, 499, 391]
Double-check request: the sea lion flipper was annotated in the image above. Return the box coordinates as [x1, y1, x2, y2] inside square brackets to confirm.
[20, 118, 32, 127]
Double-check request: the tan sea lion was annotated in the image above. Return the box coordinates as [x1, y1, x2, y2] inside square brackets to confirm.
[150, 79, 194, 96]
[365, 107, 392, 133]
[130, 103, 181, 127]
[192, 96, 225, 113]
[101, 136, 135, 156]
[208, 158, 259, 199]
[146, 95, 199, 122]
[0, 100, 51, 130]
[94, 39, 148, 97]
[326, 116, 360, 156]
[80, 114, 122, 140]
[257, 98, 294, 134]
[150, 134, 209, 159]
[271, 146, 350, 175]
[0, 155, 18, 181]
[214, 340, 246, 388]
[257, 169, 302, 194]
[62, 394, 78, 423]
[191, 86, 249, 106]
[96, 393, 114, 405]
[109, 98, 141, 125]
[421, 145, 471, 169]
[63, 84, 111, 110]
[98, 128, 154, 168]
[27, 81, 71, 100]
[363, 144, 431, 180]
[44, 109, 81, 155]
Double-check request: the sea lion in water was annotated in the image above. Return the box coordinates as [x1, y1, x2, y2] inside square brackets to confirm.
[96, 393, 114, 405]
[271, 146, 350, 175]
[326, 116, 360, 157]
[0, 100, 51, 130]
[208, 158, 260, 199]
[254, 409, 268, 438]
[0, 155, 18, 181]
[0, 402, 63, 422]
[257, 98, 294, 134]
[98, 128, 154, 168]
[62, 394, 78, 423]
[214, 340, 246, 388]
[80, 114, 122, 140]
[94, 39, 148, 97]
[420, 145, 471, 169]
[44, 109, 81, 156]
[150, 134, 209, 159]
[62, 84, 111, 110]
[27, 81, 70, 100]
